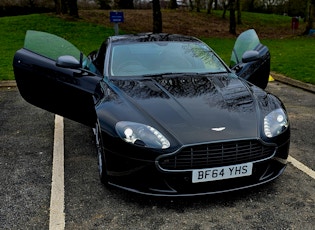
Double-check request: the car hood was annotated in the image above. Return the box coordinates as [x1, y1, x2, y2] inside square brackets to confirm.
[105, 74, 262, 145]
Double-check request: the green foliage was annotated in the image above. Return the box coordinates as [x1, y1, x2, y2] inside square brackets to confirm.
[204, 36, 315, 85]
[264, 38, 315, 84]
[0, 14, 114, 80]
[0, 13, 314, 85]
[212, 10, 293, 28]
[242, 0, 307, 16]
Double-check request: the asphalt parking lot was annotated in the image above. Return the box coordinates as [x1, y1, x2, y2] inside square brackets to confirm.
[0, 80, 314, 229]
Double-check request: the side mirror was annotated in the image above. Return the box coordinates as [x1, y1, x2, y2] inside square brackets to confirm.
[242, 50, 260, 63]
[56, 55, 81, 69]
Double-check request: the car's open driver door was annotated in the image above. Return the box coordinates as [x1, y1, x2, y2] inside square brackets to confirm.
[13, 30, 102, 127]
[230, 29, 270, 89]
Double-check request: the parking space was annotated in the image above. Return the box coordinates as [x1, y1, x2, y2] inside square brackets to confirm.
[0, 87, 53, 229]
[0, 81, 314, 229]
[266, 81, 315, 171]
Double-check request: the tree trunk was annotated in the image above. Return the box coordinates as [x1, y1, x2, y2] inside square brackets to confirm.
[214, 0, 218, 9]
[61, 0, 68, 14]
[54, 0, 61, 14]
[305, 0, 315, 34]
[229, 0, 236, 34]
[54, 0, 78, 17]
[196, 0, 201, 12]
[249, 0, 255, 12]
[98, 0, 111, 9]
[116, 0, 134, 9]
[68, 0, 79, 17]
[207, 0, 213, 14]
[152, 0, 162, 33]
[189, 0, 194, 11]
[237, 0, 241, 24]
[169, 0, 178, 9]
[222, 1, 229, 19]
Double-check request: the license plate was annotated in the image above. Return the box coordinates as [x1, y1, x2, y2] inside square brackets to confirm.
[192, 162, 253, 183]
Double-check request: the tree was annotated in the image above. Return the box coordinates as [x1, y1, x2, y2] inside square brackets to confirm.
[248, 0, 255, 11]
[305, 0, 315, 34]
[207, 0, 214, 14]
[68, 0, 79, 17]
[54, 0, 78, 17]
[222, 0, 229, 19]
[152, 0, 162, 33]
[54, 0, 61, 14]
[115, 0, 134, 9]
[61, 0, 67, 14]
[213, 0, 218, 9]
[98, 0, 111, 9]
[221, 0, 237, 33]
[236, 0, 241, 24]
[229, 0, 236, 34]
[287, 0, 307, 17]
[189, 0, 194, 11]
[169, 0, 178, 9]
[196, 0, 201, 12]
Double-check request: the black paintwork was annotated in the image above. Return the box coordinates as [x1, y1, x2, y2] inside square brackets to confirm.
[13, 49, 101, 127]
[232, 44, 270, 89]
[13, 31, 290, 196]
[98, 75, 260, 144]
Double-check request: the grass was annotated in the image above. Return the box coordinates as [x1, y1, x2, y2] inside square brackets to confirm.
[0, 12, 314, 84]
[264, 38, 315, 84]
[0, 14, 114, 80]
[204, 37, 315, 85]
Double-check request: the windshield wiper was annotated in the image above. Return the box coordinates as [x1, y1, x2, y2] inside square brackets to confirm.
[143, 72, 200, 78]
[142, 71, 229, 79]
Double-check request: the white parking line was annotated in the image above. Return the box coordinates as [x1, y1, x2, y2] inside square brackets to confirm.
[49, 115, 65, 230]
[288, 155, 315, 180]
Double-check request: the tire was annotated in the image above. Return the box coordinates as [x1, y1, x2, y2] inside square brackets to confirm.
[95, 121, 109, 185]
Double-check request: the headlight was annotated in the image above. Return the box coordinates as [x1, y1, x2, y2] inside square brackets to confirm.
[264, 108, 289, 138]
[115, 121, 170, 149]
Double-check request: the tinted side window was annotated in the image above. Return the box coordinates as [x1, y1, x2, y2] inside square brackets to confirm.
[24, 30, 82, 61]
[230, 29, 260, 67]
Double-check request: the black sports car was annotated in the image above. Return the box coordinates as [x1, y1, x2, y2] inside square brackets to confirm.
[13, 29, 290, 196]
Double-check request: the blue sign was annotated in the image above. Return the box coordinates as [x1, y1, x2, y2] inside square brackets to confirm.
[110, 11, 124, 23]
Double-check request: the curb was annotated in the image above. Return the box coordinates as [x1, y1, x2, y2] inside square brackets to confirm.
[1, 74, 314, 94]
[0, 80, 16, 88]
[270, 72, 315, 94]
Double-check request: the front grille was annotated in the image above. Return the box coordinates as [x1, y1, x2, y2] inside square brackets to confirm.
[158, 140, 275, 170]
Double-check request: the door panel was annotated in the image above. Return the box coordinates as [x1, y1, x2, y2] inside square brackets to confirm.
[13, 31, 102, 127]
[231, 29, 270, 89]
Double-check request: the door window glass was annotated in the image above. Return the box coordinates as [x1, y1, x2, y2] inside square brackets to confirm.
[230, 29, 260, 67]
[24, 30, 82, 62]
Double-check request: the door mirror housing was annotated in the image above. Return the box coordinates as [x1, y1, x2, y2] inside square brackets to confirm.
[56, 55, 81, 69]
[242, 50, 260, 63]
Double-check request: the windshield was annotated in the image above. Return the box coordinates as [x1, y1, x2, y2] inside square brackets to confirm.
[109, 42, 227, 77]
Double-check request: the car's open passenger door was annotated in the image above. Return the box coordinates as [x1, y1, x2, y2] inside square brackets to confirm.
[230, 29, 270, 89]
[13, 30, 102, 127]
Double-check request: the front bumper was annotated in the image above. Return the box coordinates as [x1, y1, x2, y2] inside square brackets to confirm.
[109, 159, 287, 197]
[103, 139, 290, 197]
